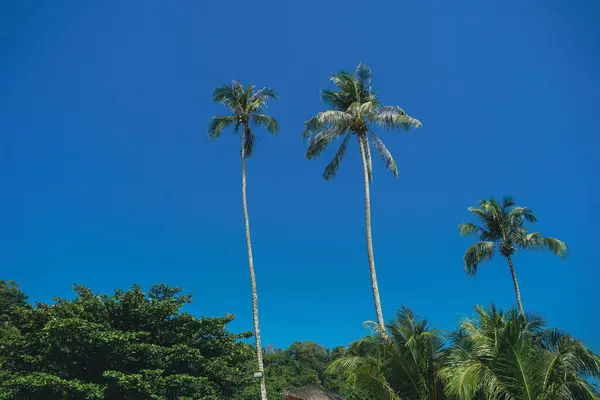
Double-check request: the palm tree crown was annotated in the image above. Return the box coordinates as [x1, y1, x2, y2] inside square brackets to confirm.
[303, 63, 421, 180]
[209, 80, 279, 156]
[441, 305, 600, 399]
[459, 196, 568, 276]
[328, 307, 445, 400]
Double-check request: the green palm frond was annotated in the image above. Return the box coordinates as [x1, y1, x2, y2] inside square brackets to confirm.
[251, 114, 279, 135]
[443, 305, 599, 400]
[479, 199, 501, 220]
[251, 87, 278, 101]
[355, 63, 372, 93]
[208, 116, 237, 140]
[463, 242, 495, 276]
[306, 127, 347, 160]
[508, 206, 537, 224]
[468, 206, 503, 241]
[212, 83, 237, 109]
[329, 306, 444, 400]
[242, 126, 256, 158]
[496, 334, 544, 399]
[327, 355, 373, 376]
[369, 131, 398, 178]
[323, 134, 351, 180]
[248, 88, 278, 113]
[321, 88, 348, 111]
[374, 106, 422, 131]
[366, 376, 404, 400]
[539, 329, 600, 380]
[329, 356, 402, 400]
[303, 110, 351, 139]
[502, 195, 515, 208]
[467, 206, 491, 222]
[439, 360, 483, 400]
[520, 234, 568, 258]
[458, 223, 488, 238]
[330, 72, 360, 103]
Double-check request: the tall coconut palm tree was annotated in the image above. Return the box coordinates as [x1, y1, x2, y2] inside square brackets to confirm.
[209, 81, 279, 400]
[459, 196, 568, 316]
[440, 305, 600, 399]
[303, 63, 421, 329]
[327, 307, 445, 400]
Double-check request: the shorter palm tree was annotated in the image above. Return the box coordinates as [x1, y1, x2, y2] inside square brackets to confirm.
[459, 196, 568, 315]
[209, 80, 279, 400]
[440, 305, 600, 399]
[327, 307, 445, 400]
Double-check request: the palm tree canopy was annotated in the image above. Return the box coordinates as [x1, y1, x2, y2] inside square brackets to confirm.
[209, 80, 279, 157]
[327, 307, 445, 400]
[440, 305, 600, 400]
[459, 196, 568, 275]
[303, 63, 421, 180]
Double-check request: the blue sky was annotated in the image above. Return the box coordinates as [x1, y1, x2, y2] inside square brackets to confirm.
[1, 1, 598, 350]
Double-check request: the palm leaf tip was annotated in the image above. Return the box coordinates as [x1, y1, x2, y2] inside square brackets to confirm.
[458, 223, 484, 237]
[463, 242, 494, 276]
[369, 131, 398, 178]
[323, 134, 351, 180]
[305, 127, 345, 160]
[251, 114, 279, 135]
[211, 85, 233, 103]
[208, 116, 236, 139]
[502, 195, 515, 208]
[374, 106, 422, 132]
[522, 235, 569, 258]
[542, 237, 569, 258]
[253, 87, 278, 101]
[458, 223, 472, 237]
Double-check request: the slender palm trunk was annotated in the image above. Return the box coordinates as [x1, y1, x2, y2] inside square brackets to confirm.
[506, 255, 525, 316]
[357, 134, 385, 329]
[241, 132, 268, 400]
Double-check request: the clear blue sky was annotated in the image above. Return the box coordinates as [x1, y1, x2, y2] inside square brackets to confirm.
[1, 1, 598, 350]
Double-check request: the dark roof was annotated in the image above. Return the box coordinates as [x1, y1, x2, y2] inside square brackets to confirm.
[283, 386, 343, 400]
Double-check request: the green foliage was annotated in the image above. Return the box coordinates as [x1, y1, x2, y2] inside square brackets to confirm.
[459, 196, 569, 275]
[232, 341, 356, 400]
[440, 305, 600, 399]
[2, 282, 598, 400]
[0, 280, 28, 309]
[304, 63, 421, 181]
[0, 372, 104, 400]
[328, 307, 445, 400]
[0, 280, 30, 328]
[0, 283, 254, 400]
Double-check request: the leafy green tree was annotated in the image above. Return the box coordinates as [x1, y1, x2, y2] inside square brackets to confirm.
[440, 305, 600, 399]
[328, 307, 445, 400]
[209, 81, 279, 400]
[303, 63, 421, 329]
[0, 280, 28, 310]
[0, 284, 254, 400]
[0, 280, 31, 352]
[459, 196, 568, 315]
[233, 341, 356, 400]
